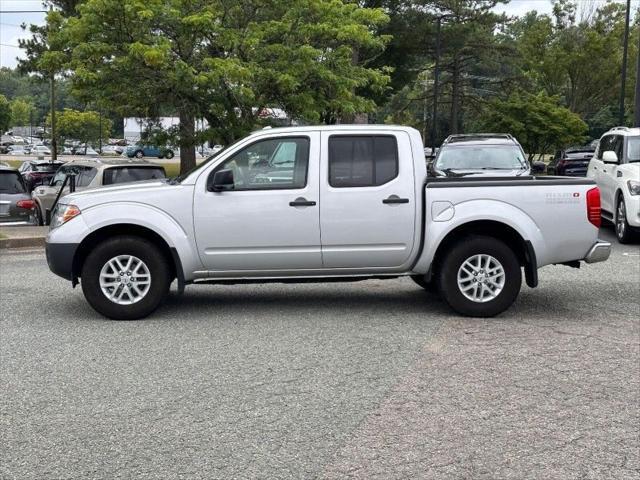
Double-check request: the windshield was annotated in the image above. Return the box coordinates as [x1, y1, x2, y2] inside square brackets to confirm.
[435, 145, 527, 170]
[626, 137, 640, 162]
[103, 167, 166, 185]
[0, 172, 26, 194]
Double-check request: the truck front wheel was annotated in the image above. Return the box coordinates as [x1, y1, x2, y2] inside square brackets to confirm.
[437, 236, 521, 317]
[81, 236, 171, 320]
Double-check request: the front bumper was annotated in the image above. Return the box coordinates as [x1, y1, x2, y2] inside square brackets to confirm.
[45, 242, 79, 281]
[584, 240, 611, 264]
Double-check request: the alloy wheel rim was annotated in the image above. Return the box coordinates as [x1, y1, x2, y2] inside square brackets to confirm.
[617, 201, 626, 238]
[457, 254, 505, 303]
[99, 255, 151, 305]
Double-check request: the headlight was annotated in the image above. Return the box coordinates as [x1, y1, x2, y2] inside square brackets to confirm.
[50, 203, 81, 229]
[628, 180, 640, 196]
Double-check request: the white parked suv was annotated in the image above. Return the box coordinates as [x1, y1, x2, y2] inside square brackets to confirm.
[587, 127, 640, 243]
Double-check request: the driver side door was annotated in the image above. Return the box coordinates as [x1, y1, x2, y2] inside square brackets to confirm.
[193, 132, 322, 275]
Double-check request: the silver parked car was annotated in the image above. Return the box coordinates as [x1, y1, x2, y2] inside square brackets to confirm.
[32, 158, 166, 225]
[0, 166, 37, 225]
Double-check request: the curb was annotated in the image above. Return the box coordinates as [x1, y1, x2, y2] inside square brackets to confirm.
[0, 237, 46, 250]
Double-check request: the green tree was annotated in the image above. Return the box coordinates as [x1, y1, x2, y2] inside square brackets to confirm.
[478, 91, 587, 160]
[9, 98, 35, 127]
[54, 0, 390, 173]
[0, 95, 11, 133]
[47, 109, 112, 147]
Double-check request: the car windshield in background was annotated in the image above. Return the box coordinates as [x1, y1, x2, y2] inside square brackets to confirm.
[0, 172, 27, 194]
[103, 167, 166, 185]
[435, 145, 527, 170]
[626, 137, 640, 162]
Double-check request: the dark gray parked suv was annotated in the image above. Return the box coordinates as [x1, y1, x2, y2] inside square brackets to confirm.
[0, 166, 37, 225]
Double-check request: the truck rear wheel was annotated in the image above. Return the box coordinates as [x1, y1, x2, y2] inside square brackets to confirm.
[437, 236, 521, 317]
[81, 236, 171, 320]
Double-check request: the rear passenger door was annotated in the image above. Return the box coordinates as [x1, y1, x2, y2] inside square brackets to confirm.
[319, 131, 416, 269]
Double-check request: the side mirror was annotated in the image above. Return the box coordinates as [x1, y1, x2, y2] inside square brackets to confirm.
[602, 150, 618, 164]
[532, 161, 546, 174]
[208, 169, 234, 192]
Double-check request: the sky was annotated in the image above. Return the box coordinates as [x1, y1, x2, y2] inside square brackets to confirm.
[0, 0, 633, 69]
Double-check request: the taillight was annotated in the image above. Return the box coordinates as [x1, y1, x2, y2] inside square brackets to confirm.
[586, 187, 601, 228]
[16, 199, 35, 210]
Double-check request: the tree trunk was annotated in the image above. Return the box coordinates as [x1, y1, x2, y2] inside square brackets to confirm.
[450, 56, 460, 134]
[178, 107, 196, 174]
[339, 48, 360, 124]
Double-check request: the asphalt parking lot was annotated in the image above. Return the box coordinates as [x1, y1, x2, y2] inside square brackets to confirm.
[1, 227, 638, 480]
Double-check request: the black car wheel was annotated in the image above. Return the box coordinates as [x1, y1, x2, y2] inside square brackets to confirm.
[164, 150, 174, 159]
[81, 236, 171, 320]
[615, 197, 635, 244]
[135, 150, 144, 159]
[437, 235, 522, 317]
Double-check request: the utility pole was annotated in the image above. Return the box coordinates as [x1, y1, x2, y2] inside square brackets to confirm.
[50, 74, 57, 160]
[430, 16, 443, 151]
[620, 0, 631, 125]
[635, 22, 640, 127]
[99, 110, 103, 154]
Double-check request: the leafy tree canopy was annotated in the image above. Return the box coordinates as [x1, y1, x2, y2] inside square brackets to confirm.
[9, 98, 36, 127]
[0, 95, 11, 133]
[478, 91, 587, 160]
[52, 0, 391, 172]
[47, 108, 112, 147]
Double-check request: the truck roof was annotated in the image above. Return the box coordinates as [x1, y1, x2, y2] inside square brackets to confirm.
[250, 124, 419, 135]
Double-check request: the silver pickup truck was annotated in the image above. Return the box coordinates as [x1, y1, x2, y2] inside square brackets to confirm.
[45, 125, 611, 320]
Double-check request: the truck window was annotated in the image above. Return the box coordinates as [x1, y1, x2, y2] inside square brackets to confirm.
[328, 135, 398, 187]
[214, 137, 309, 190]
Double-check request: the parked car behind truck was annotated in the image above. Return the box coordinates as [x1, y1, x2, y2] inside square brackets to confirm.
[0, 166, 37, 225]
[45, 125, 610, 320]
[32, 158, 166, 225]
[547, 146, 595, 176]
[430, 134, 536, 177]
[587, 126, 640, 243]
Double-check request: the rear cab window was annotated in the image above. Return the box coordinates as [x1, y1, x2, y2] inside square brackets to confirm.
[103, 166, 166, 185]
[328, 135, 398, 187]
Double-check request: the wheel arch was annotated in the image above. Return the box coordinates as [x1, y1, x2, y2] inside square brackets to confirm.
[426, 220, 538, 288]
[72, 223, 184, 292]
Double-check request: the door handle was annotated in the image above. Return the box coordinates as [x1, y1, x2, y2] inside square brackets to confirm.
[382, 195, 409, 204]
[603, 169, 607, 173]
[617, 171, 623, 177]
[289, 197, 316, 207]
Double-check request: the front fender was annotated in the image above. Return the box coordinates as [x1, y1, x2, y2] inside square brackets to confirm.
[50, 202, 203, 281]
[413, 199, 546, 273]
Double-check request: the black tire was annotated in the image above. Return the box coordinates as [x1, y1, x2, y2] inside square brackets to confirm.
[81, 236, 171, 320]
[164, 150, 174, 159]
[135, 150, 144, 159]
[437, 235, 522, 317]
[410, 274, 437, 293]
[615, 197, 635, 244]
